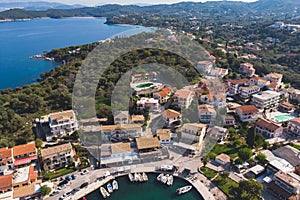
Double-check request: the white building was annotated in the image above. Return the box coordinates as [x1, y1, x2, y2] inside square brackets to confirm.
[136, 97, 160, 112]
[195, 61, 213, 74]
[235, 105, 259, 122]
[173, 89, 194, 109]
[288, 118, 300, 136]
[252, 90, 281, 109]
[198, 104, 216, 124]
[181, 123, 207, 144]
[162, 109, 182, 127]
[239, 85, 261, 99]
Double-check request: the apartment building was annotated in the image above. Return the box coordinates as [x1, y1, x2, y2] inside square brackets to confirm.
[239, 85, 261, 99]
[235, 105, 259, 122]
[181, 123, 207, 144]
[252, 90, 281, 109]
[13, 143, 37, 168]
[198, 104, 216, 124]
[255, 118, 283, 138]
[100, 124, 143, 142]
[288, 118, 300, 136]
[173, 89, 194, 109]
[136, 97, 160, 112]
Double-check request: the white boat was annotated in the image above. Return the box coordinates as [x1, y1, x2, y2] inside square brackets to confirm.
[142, 172, 148, 181]
[176, 185, 192, 195]
[134, 173, 139, 182]
[157, 173, 164, 181]
[112, 180, 118, 190]
[128, 173, 134, 182]
[167, 175, 173, 186]
[107, 183, 113, 193]
[138, 173, 143, 182]
[100, 187, 110, 198]
[161, 174, 168, 184]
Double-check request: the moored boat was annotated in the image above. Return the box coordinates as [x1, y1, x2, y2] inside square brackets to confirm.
[100, 187, 110, 198]
[167, 175, 173, 186]
[112, 180, 118, 190]
[134, 173, 139, 182]
[128, 173, 134, 182]
[157, 173, 164, 181]
[138, 173, 143, 182]
[176, 185, 192, 195]
[142, 172, 148, 181]
[161, 174, 168, 184]
[107, 183, 113, 193]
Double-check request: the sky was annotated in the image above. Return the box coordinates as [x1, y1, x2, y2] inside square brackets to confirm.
[2, 0, 257, 6]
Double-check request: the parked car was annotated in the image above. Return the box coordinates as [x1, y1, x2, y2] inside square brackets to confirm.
[80, 182, 88, 189]
[50, 190, 59, 196]
[66, 175, 73, 181]
[71, 174, 77, 179]
[80, 169, 89, 175]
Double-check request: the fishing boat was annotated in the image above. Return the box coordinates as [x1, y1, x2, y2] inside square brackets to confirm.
[100, 187, 110, 198]
[157, 173, 164, 181]
[134, 173, 139, 182]
[161, 174, 168, 184]
[128, 173, 134, 182]
[107, 183, 113, 193]
[142, 172, 148, 181]
[112, 180, 118, 190]
[167, 175, 173, 186]
[176, 185, 192, 195]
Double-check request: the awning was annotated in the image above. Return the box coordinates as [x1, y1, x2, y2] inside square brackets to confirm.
[14, 155, 37, 166]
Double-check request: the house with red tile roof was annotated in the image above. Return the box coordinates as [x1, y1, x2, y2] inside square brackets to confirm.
[0, 174, 13, 200]
[226, 78, 249, 95]
[153, 87, 173, 103]
[162, 109, 182, 127]
[13, 143, 37, 168]
[0, 147, 13, 176]
[255, 118, 283, 138]
[235, 105, 259, 122]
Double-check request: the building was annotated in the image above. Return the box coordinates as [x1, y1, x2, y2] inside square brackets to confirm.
[156, 129, 172, 144]
[195, 61, 213, 74]
[0, 148, 13, 176]
[215, 153, 230, 165]
[100, 124, 143, 142]
[114, 111, 129, 124]
[264, 73, 283, 86]
[162, 109, 182, 127]
[181, 123, 206, 144]
[136, 137, 160, 153]
[288, 118, 300, 136]
[240, 63, 256, 77]
[131, 115, 145, 124]
[239, 85, 261, 99]
[208, 68, 228, 78]
[13, 143, 37, 168]
[41, 110, 78, 142]
[198, 104, 216, 124]
[173, 89, 194, 109]
[252, 90, 281, 109]
[278, 102, 294, 113]
[273, 171, 300, 196]
[131, 72, 157, 83]
[136, 97, 160, 112]
[273, 145, 300, 169]
[235, 105, 259, 122]
[224, 115, 235, 127]
[40, 143, 76, 171]
[289, 89, 300, 102]
[255, 118, 283, 138]
[207, 126, 229, 142]
[153, 87, 173, 104]
[12, 165, 37, 199]
[0, 174, 13, 200]
[100, 142, 138, 166]
[226, 79, 249, 95]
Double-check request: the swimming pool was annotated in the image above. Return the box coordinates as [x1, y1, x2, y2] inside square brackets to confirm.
[274, 114, 294, 122]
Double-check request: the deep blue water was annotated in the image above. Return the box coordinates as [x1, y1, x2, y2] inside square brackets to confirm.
[0, 17, 154, 90]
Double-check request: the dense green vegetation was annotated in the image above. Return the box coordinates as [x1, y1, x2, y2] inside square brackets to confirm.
[200, 166, 218, 179]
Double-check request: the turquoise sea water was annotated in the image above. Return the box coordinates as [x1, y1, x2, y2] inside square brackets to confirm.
[0, 17, 154, 90]
[85, 173, 203, 200]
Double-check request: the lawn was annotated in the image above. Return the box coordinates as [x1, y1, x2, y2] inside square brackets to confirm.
[209, 143, 245, 159]
[43, 167, 75, 180]
[200, 166, 218, 179]
[290, 143, 300, 150]
[213, 175, 239, 199]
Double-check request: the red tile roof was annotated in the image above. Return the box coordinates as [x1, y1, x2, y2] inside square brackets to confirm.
[174, 89, 193, 99]
[236, 105, 259, 114]
[13, 143, 36, 157]
[227, 78, 249, 85]
[255, 118, 281, 132]
[0, 174, 12, 190]
[0, 147, 12, 159]
[163, 109, 182, 119]
[290, 117, 300, 125]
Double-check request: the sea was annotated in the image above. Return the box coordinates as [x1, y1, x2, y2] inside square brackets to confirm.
[0, 17, 155, 90]
[86, 173, 203, 200]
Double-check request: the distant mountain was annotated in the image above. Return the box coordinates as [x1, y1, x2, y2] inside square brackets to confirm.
[0, 1, 83, 11]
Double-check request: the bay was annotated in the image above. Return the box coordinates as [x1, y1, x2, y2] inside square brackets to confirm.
[0, 17, 155, 90]
[85, 173, 203, 200]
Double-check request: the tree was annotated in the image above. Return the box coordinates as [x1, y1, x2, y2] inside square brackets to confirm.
[35, 138, 43, 148]
[238, 148, 253, 162]
[220, 171, 229, 182]
[202, 156, 210, 166]
[40, 185, 51, 196]
[256, 152, 266, 161]
[246, 127, 256, 148]
[237, 179, 263, 200]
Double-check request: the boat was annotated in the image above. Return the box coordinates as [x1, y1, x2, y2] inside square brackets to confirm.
[134, 173, 139, 182]
[107, 183, 113, 193]
[142, 172, 148, 181]
[100, 187, 110, 198]
[157, 173, 164, 181]
[128, 173, 134, 182]
[138, 173, 143, 182]
[167, 175, 173, 186]
[161, 174, 168, 184]
[176, 185, 192, 195]
[112, 180, 118, 190]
